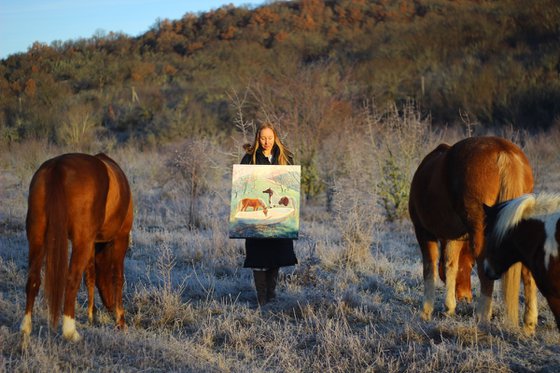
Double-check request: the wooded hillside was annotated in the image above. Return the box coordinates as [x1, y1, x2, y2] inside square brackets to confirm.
[1, 0, 559, 146]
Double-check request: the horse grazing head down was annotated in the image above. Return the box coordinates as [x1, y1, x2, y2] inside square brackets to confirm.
[240, 198, 268, 216]
[484, 193, 560, 278]
[408, 136, 536, 330]
[483, 192, 560, 332]
[21, 153, 133, 342]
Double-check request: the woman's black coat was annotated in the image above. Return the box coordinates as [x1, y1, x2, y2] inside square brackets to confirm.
[240, 147, 298, 269]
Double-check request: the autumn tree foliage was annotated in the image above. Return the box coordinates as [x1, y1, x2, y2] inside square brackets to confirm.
[0, 0, 559, 148]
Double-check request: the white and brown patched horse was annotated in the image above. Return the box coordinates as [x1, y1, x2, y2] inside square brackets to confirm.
[484, 193, 560, 331]
[21, 153, 133, 342]
[409, 136, 538, 332]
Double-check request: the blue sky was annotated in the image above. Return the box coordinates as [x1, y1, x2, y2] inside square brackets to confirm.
[0, 0, 261, 59]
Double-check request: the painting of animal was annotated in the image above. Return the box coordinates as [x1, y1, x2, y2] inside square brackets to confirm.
[278, 196, 290, 207]
[240, 198, 268, 216]
[408, 136, 538, 332]
[262, 188, 290, 207]
[20, 153, 133, 342]
[262, 188, 274, 206]
[484, 193, 560, 331]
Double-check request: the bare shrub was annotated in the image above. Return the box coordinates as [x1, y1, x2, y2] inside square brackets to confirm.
[328, 129, 381, 270]
[364, 101, 441, 222]
[4, 130, 560, 372]
[230, 62, 353, 203]
[513, 128, 560, 192]
[168, 138, 220, 228]
[55, 103, 100, 149]
[331, 180, 379, 269]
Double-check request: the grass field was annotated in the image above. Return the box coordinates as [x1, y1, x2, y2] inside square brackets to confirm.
[2, 125, 560, 372]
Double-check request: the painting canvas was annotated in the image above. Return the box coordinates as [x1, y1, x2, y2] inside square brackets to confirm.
[229, 164, 301, 239]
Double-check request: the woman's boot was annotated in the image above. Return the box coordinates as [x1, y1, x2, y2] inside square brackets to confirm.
[253, 270, 267, 306]
[266, 268, 279, 302]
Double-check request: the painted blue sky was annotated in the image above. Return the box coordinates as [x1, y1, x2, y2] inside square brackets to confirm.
[0, 0, 261, 59]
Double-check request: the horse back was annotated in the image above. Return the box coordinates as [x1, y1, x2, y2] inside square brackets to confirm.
[28, 154, 109, 236]
[446, 136, 533, 211]
[94, 153, 133, 241]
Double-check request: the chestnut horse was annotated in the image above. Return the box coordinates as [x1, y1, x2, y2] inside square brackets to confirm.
[20, 153, 133, 342]
[240, 198, 268, 216]
[484, 193, 560, 331]
[409, 136, 538, 332]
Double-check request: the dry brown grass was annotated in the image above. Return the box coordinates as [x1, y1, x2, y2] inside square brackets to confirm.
[2, 120, 560, 372]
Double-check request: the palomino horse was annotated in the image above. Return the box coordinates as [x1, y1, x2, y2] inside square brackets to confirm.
[20, 153, 133, 342]
[484, 193, 560, 331]
[240, 198, 268, 216]
[408, 136, 538, 332]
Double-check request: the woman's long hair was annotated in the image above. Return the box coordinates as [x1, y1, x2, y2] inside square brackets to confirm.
[244, 122, 293, 165]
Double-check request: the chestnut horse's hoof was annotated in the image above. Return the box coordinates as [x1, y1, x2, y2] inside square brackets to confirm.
[116, 318, 128, 331]
[62, 316, 82, 342]
[20, 314, 32, 336]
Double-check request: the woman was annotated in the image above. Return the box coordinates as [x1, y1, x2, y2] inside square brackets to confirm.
[240, 122, 298, 306]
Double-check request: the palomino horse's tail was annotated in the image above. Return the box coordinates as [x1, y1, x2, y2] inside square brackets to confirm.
[496, 151, 532, 326]
[44, 165, 69, 329]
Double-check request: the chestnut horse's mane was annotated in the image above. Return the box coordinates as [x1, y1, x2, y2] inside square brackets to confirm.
[493, 193, 560, 253]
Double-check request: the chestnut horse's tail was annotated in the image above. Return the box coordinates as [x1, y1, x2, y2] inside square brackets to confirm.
[44, 165, 69, 329]
[496, 152, 532, 204]
[496, 150, 533, 326]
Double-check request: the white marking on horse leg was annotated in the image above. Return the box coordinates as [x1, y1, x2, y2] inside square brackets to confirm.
[522, 271, 538, 335]
[87, 300, 95, 324]
[523, 301, 538, 335]
[476, 294, 493, 322]
[444, 276, 457, 316]
[444, 241, 461, 316]
[115, 307, 127, 329]
[20, 313, 32, 335]
[62, 315, 82, 342]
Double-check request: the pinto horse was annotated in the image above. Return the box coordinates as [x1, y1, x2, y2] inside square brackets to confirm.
[263, 188, 290, 207]
[20, 153, 133, 342]
[409, 136, 538, 332]
[484, 193, 560, 331]
[262, 188, 274, 206]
